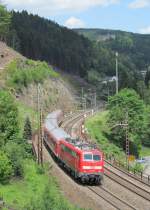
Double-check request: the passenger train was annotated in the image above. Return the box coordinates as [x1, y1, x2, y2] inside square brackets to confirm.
[43, 110, 104, 184]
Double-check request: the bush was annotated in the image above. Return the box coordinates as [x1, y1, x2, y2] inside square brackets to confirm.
[0, 151, 13, 184]
[0, 90, 19, 148]
[130, 163, 144, 173]
[6, 59, 59, 91]
[4, 142, 25, 177]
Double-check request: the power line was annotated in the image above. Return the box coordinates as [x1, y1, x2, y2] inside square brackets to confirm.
[115, 52, 119, 94]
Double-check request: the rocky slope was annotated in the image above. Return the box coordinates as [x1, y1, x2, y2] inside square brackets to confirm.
[0, 41, 77, 115]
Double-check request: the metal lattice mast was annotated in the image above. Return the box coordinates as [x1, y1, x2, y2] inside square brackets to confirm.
[125, 112, 129, 163]
[37, 83, 43, 165]
[37, 84, 40, 164]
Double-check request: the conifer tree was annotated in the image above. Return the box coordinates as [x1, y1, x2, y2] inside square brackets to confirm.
[0, 3, 11, 41]
[23, 117, 32, 140]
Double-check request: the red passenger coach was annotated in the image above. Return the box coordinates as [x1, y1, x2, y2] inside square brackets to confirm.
[43, 110, 104, 185]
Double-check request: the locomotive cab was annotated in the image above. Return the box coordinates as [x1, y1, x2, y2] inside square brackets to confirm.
[79, 150, 104, 184]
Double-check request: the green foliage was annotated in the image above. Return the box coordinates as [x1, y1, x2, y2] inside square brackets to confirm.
[130, 163, 144, 173]
[87, 69, 102, 84]
[9, 11, 92, 77]
[76, 28, 150, 74]
[140, 106, 150, 147]
[108, 89, 146, 156]
[0, 90, 19, 147]
[24, 177, 84, 210]
[0, 4, 11, 41]
[23, 117, 32, 141]
[0, 160, 84, 210]
[6, 58, 58, 91]
[145, 67, 150, 88]
[0, 151, 13, 184]
[4, 142, 26, 177]
[17, 100, 37, 133]
[6, 11, 150, 95]
[140, 146, 150, 157]
[85, 111, 125, 160]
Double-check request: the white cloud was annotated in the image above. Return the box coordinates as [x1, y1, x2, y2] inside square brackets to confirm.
[139, 26, 150, 34]
[129, 0, 150, 9]
[3, 0, 120, 16]
[65, 17, 85, 28]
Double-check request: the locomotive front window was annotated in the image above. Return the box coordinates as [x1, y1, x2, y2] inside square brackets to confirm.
[84, 154, 92, 160]
[93, 155, 101, 161]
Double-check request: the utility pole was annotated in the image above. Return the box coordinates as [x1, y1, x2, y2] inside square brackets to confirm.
[37, 83, 43, 165]
[37, 84, 40, 164]
[81, 87, 84, 110]
[94, 91, 97, 108]
[81, 87, 87, 110]
[125, 112, 129, 166]
[116, 52, 119, 94]
[83, 97, 86, 110]
[40, 107, 43, 165]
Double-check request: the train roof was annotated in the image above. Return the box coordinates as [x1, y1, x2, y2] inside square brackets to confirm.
[45, 110, 62, 129]
[45, 111, 70, 140]
[50, 127, 70, 140]
[64, 138, 101, 153]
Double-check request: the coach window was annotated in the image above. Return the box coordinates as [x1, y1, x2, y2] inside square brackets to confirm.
[84, 154, 92, 161]
[61, 145, 65, 150]
[93, 155, 101, 161]
[44, 133, 48, 140]
[71, 151, 76, 157]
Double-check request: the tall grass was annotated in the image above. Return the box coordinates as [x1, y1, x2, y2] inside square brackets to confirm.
[0, 160, 85, 210]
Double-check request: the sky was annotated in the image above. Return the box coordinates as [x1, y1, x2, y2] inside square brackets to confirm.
[2, 0, 150, 34]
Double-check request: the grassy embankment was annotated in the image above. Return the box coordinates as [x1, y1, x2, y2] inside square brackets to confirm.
[0, 160, 83, 210]
[0, 59, 84, 210]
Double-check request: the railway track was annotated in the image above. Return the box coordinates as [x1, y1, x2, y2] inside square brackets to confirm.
[105, 159, 150, 185]
[32, 108, 150, 210]
[61, 110, 150, 208]
[87, 186, 137, 210]
[104, 166, 150, 202]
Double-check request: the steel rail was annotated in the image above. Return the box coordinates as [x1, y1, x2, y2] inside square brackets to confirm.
[104, 167, 150, 202]
[88, 186, 137, 210]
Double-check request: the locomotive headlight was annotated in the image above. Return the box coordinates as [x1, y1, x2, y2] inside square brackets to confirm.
[83, 166, 92, 169]
[94, 166, 102, 169]
[82, 166, 102, 170]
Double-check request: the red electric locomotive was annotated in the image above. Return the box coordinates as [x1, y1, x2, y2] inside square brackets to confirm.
[44, 110, 104, 184]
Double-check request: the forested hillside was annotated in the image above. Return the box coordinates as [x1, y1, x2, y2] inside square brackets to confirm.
[8, 11, 93, 77]
[75, 28, 150, 71]
[6, 11, 141, 91]
[1, 9, 150, 101]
